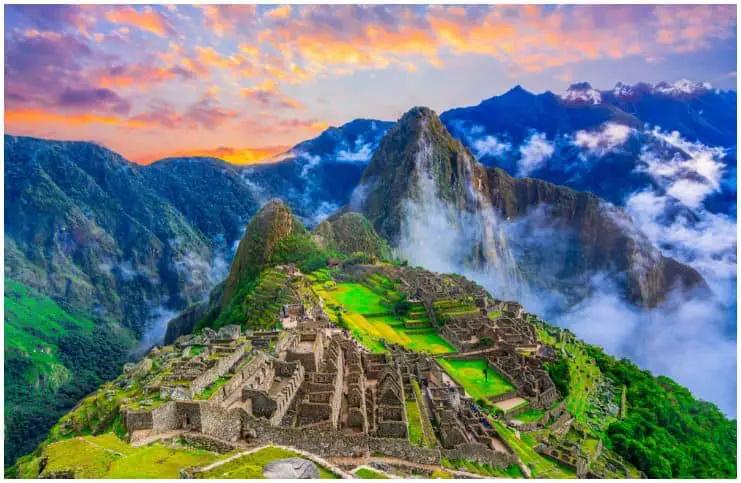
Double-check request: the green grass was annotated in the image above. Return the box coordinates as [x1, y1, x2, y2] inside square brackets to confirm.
[513, 409, 544, 423]
[194, 376, 230, 400]
[441, 458, 524, 478]
[354, 467, 389, 479]
[4, 278, 95, 386]
[437, 359, 514, 400]
[197, 446, 338, 479]
[320, 283, 454, 355]
[411, 380, 437, 448]
[406, 401, 425, 447]
[19, 434, 221, 478]
[330, 283, 391, 314]
[489, 420, 575, 479]
[107, 444, 220, 478]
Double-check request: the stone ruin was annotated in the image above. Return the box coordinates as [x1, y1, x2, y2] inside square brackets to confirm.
[122, 264, 558, 471]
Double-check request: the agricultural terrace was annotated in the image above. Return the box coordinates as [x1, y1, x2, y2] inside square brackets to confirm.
[432, 298, 480, 320]
[22, 434, 221, 479]
[488, 420, 575, 479]
[311, 271, 455, 355]
[437, 359, 514, 401]
[535, 325, 608, 428]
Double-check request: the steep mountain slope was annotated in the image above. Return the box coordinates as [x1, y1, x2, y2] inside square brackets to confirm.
[352, 107, 706, 310]
[4, 135, 215, 334]
[4, 279, 133, 465]
[9, 206, 735, 479]
[221, 199, 309, 305]
[313, 212, 391, 259]
[141, 156, 260, 246]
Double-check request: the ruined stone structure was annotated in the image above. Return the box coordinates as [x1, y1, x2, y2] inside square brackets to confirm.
[122, 265, 564, 472]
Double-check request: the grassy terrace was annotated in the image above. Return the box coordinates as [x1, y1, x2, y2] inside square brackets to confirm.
[489, 420, 575, 479]
[437, 359, 514, 401]
[441, 457, 525, 478]
[313, 274, 454, 355]
[513, 409, 545, 423]
[197, 446, 339, 479]
[535, 325, 604, 428]
[194, 376, 230, 400]
[19, 434, 222, 478]
[354, 467, 389, 479]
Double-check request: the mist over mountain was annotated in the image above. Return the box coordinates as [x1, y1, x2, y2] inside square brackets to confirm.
[347, 104, 735, 415]
[3, 79, 736, 459]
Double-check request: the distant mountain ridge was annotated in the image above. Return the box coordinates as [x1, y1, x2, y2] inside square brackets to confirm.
[351, 106, 707, 310]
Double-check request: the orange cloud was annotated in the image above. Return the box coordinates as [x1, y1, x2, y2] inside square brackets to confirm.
[242, 80, 303, 110]
[198, 5, 256, 37]
[104, 6, 171, 37]
[136, 145, 291, 165]
[266, 5, 292, 20]
[5, 108, 151, 128]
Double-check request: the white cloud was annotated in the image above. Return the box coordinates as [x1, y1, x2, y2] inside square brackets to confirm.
[472, 135, 512, 158]
[336, 137, 374, 163]
[635, 128, 726, 209]
[573, 122, 633, 157]
[518, 132, 554, 176]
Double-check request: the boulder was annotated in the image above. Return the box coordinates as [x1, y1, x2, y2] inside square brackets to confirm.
[263, 458, 320, 479]
[160, 386, 191, 401]
[216, 324, 241, 341]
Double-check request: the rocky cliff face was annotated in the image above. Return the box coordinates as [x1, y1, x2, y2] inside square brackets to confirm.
[353, 107, 706, 309]
[485, 167, 707, 307]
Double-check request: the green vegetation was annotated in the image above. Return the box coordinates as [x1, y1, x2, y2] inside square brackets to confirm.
[331, 283, 390, 314]
[196, 446, 338, 479]
[316, 279, 454, 355]
[513, 409, 545, 424]
[586, 346, 737, 479]
[488, 419, 574, 479]
[4, 279, 133, 466]
[212, 268, 293, 330]
[194, 376, 230, 400]
[12, 434, 220, 478]
[313, 212, 391, 260]
[437, 359, 514, 400]
[354, 467, 389, 479]
[411, 380, 437, 447]
[441, 457, 524, 478]
[544, 355, 570, 399]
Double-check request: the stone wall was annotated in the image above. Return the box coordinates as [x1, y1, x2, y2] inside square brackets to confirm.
[368, 438, 440, 465]
[489, 390, 519, 404]
[199, 402, 241, 442]
[151, 402, 177, 430]
[210, 352, 266, 404]
[125, 410, 153, 431]
[441, 442, 518, 468]
[189, 345, 246, 396]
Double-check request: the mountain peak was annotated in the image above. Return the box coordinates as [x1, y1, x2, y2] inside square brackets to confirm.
[352, 105, 485, 244]
[561, 82, 601, 104]
[221, 199, 307, 306]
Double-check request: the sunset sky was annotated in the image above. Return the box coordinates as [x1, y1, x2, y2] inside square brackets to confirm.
[4, 4, 737, 164]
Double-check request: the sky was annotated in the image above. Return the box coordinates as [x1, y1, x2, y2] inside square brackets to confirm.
[4, 4, 737, 164]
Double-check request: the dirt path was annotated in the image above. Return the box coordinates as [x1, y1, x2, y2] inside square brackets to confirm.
[326, 455, 499, 479]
